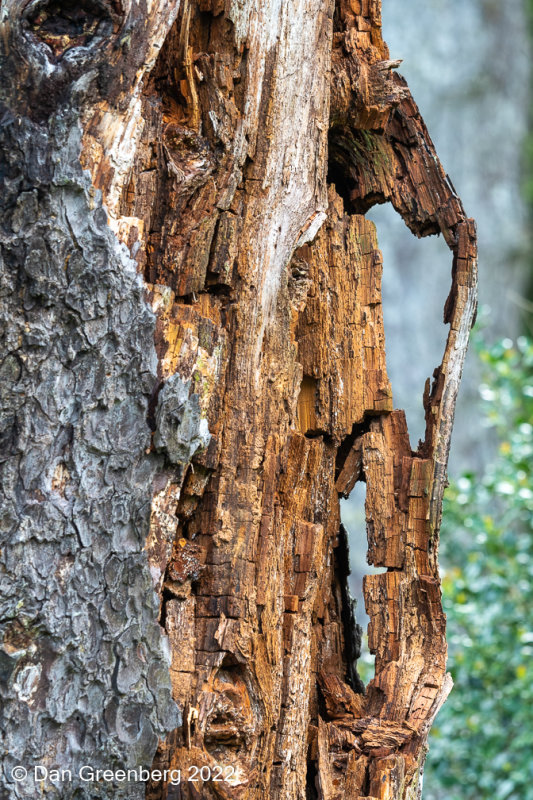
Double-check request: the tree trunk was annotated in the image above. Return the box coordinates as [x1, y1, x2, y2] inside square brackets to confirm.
[0, 2, 476, 799]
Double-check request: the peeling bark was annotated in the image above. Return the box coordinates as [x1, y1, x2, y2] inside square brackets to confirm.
[0, 1, 476, 799]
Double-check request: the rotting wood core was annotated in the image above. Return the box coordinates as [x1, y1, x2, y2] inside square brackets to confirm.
[77, 0, 475, 797]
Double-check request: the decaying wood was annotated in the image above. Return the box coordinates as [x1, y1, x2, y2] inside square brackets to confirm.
[0, 0, 476, 799]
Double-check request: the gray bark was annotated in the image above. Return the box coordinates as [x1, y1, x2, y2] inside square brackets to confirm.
[0, 105, 179, 800]
[0, 3, 200, 796]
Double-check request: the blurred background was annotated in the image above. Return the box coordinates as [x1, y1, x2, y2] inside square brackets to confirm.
[341, 1, 533, 798]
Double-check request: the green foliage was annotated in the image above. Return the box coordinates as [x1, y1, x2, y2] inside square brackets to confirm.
[425, 335, 533, 800]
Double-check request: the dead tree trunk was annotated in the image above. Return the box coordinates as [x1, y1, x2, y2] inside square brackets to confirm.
[0, 1, 476, 799]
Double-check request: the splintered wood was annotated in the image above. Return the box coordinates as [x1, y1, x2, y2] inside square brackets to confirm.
[78, 0, 476, 797]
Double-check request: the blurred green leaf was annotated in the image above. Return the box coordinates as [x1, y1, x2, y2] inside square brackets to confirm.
[425, 335, 533, 800]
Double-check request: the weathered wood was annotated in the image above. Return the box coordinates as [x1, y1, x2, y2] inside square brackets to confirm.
[0, 1, 476, 799]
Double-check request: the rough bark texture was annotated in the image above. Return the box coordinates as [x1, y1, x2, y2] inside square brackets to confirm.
[0, 1, 476, 800]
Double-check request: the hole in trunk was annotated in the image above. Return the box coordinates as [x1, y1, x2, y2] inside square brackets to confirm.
[340, 482, 386, 686]
[327, 125, 388, 214]
[26, 0, 118, 59]
[366, 202, 451, 449]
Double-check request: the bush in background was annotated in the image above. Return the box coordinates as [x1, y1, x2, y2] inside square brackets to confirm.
[425, 335, 533, 800]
